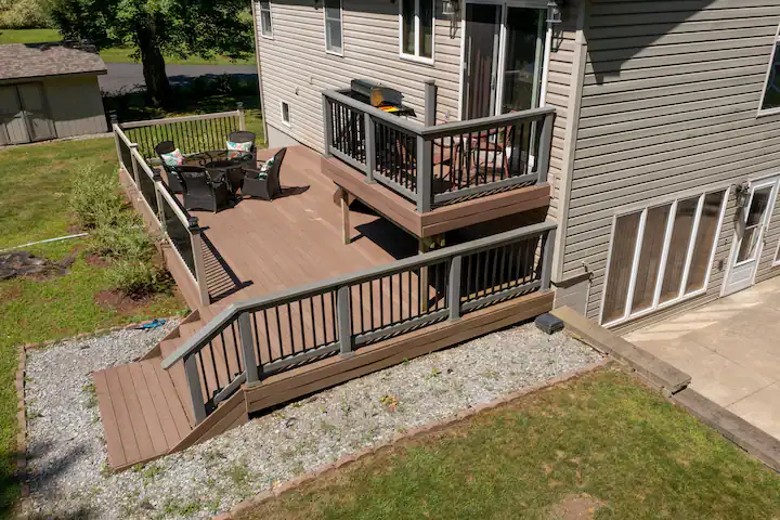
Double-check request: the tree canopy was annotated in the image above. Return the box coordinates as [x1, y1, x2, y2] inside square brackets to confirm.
[49, 0, 254, 105]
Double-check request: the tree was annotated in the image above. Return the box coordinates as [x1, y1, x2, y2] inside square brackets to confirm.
[48, 0, 253, 106]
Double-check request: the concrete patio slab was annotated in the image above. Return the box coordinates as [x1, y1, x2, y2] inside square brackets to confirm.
[627, 276, 780, 442]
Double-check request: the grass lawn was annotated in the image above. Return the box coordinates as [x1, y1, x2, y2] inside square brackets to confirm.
[0, 95, 264, 514]
[0, 28, 255, 66]
[239, 368, 780, 520]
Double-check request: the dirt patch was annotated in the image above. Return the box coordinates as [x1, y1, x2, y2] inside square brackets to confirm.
[94, 289, 154, 314]
[0, 285, 23, 301]
[0, 251, 74, 281]
[549, 493, 605, 520]
[85, 253, 110, 268]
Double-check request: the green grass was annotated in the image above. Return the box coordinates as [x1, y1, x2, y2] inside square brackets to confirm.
[0, 28, 255, 65]
[0, 93, 264, 515]
[238, 368, 780, 520]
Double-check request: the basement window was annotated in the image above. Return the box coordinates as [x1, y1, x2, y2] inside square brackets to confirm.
[600, 189, 727, 327]
[281, 101, 290, 126]
[760, 27, 780, 113]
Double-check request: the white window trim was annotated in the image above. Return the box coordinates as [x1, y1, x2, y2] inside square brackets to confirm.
[773, 234, 780, 267]
[599, 188, 729, 328]
[323, 0, 344, 56]
[757, 23, 780, 117]
[259, 0, 274, 40]
[280, 101, 291, 127]
[398, 0, 435, 65]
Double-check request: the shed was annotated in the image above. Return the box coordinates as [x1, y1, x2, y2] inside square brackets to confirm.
[0, 42, 108, 145]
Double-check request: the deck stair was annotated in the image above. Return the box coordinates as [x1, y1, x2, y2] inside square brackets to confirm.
[94, 221, 558, 470]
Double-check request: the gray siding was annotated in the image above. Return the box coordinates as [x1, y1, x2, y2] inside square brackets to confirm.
[254, 0, 580, 220]
[255, 0, 462, 153]
[44, 75, 107, 138]
[561, 0, 780, 324]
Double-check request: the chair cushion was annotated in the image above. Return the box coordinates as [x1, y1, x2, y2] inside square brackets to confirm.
[160, 148, 184, 166]
[227, 140, 253, 159]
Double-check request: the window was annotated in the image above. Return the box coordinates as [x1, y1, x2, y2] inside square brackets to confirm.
[400, 0, 433, 62]
[281, 101, 290, 126]
[761, 27, 780, 112]
[324, 0, 343, 54]
[259, 0, 273, 38]
[601, 190, 727, 326]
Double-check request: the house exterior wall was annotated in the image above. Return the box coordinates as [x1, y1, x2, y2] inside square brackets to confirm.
[253, 0, 583, 227]
[555, 0, 780, 331]
[43, 75, 108, 138]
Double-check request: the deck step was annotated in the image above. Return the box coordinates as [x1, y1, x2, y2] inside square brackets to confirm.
[94, 357, 194, 470]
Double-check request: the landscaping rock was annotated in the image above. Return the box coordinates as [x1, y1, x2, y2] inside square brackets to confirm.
[24, 322, 601, 519]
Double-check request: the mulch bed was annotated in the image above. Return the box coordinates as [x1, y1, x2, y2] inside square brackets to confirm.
[94, 289, 154, 314]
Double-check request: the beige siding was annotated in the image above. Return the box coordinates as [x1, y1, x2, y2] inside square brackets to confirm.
[561, 0, 780, 324]
[255, 0, 462, 153]
[44, 75, 107, 138]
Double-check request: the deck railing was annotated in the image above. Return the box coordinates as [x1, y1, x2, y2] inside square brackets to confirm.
[113, 122, 214, 305]
[120, 108, 244, 159]
[323, 89, 555, 211]
[161, 221, 557, 424]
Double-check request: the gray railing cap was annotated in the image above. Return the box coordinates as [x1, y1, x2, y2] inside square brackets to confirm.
[160, 220, 557, 370]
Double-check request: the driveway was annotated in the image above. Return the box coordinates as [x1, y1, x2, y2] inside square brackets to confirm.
[99, 63, 257, 94]
[626, 277, 780, 440]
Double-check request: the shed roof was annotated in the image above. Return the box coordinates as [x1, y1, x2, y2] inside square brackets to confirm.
[0, 42, 107, 82]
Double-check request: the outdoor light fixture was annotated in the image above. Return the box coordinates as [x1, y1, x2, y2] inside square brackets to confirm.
[736, 180, 752, 209]
[442, 0, 459, 18]
[547, 0, 563, 25]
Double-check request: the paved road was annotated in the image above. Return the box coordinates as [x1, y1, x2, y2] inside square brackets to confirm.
[99, 62, 257, 94]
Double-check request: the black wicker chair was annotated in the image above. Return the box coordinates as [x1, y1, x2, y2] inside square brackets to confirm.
[227, 131, 257, 160]
[172, 166, 231, 212]
[243, 148, 287, 201]
[155, 140, 185, 193]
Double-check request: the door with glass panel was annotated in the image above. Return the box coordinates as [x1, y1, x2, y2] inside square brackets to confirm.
[462, 1, 548, 119]
[722, 178, 780, 296]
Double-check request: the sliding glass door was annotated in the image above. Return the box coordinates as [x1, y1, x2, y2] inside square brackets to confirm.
[462, 1, 548, 119]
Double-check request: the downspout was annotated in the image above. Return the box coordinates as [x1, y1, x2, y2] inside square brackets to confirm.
[250, 0, 269, 146]
[551, 0, 588, 285]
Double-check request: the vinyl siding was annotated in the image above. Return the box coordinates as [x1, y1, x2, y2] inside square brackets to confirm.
[44, 75, 107, 137]
[254, 0, 581, 219]
[255, 0, 462, 153]
[561, 0, 780, 324]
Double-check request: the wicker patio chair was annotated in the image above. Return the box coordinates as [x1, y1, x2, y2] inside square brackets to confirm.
[242, 148, 287, 201]
[173, 166, 231, 212]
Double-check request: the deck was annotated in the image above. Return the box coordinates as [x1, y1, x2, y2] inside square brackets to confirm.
[98, 114, 557, 471]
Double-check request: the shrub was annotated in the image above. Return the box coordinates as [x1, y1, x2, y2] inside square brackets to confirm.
[107, 259, 172, 298]
[70, 164, 125, 230]
[0, 0, 52, 28]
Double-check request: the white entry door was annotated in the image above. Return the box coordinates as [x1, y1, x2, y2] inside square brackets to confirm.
[723, 177, 780, 296]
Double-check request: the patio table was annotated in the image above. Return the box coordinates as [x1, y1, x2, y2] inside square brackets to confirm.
[202, 154, 255, 194]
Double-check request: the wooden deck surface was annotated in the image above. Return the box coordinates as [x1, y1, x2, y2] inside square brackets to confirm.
[99, 144, 550, 470]
[197, 145, 418, 306]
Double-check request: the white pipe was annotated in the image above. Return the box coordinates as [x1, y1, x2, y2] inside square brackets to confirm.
[0, 233, 88, 253]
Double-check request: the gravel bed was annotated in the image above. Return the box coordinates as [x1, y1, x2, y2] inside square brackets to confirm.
[24, 322, 601, 519]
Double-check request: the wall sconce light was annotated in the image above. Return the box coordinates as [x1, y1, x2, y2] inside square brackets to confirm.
[736, 181, 752, 209]
[546, 0, 563, 25]
[442, 0, 459, 18]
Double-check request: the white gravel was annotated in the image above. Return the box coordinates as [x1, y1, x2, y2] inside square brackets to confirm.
[24, 321, 601, 519]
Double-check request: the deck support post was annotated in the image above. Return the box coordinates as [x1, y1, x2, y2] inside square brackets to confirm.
[424, 79, 437, 127]
[322, 94, 333, 158]
[340, 188, 351, 245]
[238, 312, 260, 384]
[237, 102, 246, 131]
[112, 124, 124, 171]
[540, 228, 557, 290]
[184, 355, 208, 424]
[419, 238, 430, 313]
[152, 170, 166, 231]
[536, 112, 554, 184]
[364, 112, 376, 183]
[129, 143, 141, 186]
[416, 135, 433, 213]
[448, 255, 462, 320]
[188, 217, 211, 306]
[337, 286, 353, 355]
